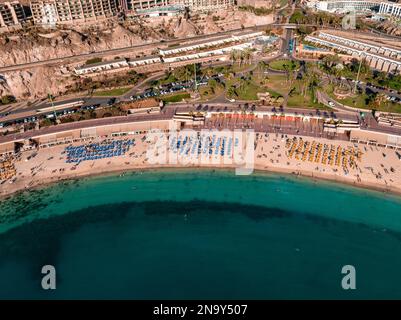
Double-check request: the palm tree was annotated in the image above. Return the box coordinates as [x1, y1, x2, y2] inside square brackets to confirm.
[243, 48, 252, 65]
[227, 85, 236, 98]
[373, 93, 387, 110]
[322, 54, 340, 75]
[308, 73, 320, 103]
[238, 51, 245, 66]
[230, 50, 237, 65]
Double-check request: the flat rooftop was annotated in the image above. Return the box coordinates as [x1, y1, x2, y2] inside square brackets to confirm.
[319, 29, 401, 52]
[75, 59, 128, 71]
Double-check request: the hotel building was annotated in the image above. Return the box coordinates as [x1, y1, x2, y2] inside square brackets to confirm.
[306, 0, 382, 13]
[118, 0, 234, 14]
[379, 2, 401, 18]
[119, 0, 172, 12]
[0, 1, 26, 31]
[30, 0, 119, 26]
[305, 31, 401, 73]
[174, 0, 234, 10]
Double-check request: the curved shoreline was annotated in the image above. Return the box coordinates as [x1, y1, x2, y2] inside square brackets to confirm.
[2, 131, 401, 201]
[2, 163, 401, 202]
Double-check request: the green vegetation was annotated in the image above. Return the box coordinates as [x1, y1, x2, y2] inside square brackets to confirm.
[40, 118, 54, 127]
[373, 72, 401, 91]
[154, 62, 330, 109]
[322, 76, 401, 113]
[326, 85, 401, 113]
[328, 58, 401, 92]
[265, 88, 283, 99]
[54, 106, 126, 126]
[317, 55, 401, 112]
[67, 70, 145, 95]
[93, 87, 131, 97]
[167, 43, 180, 48]
[259, 71, 328, 109]
[85, 57, 103, 65]
[162, 93, 191, 103]
[290, 8, 364, 29]
[279, 0, 288, 7]
[153, 64, 202, 86]
[229, 49, 253, 67]
[199, 78, 225, 100]
[238, 5, 273, 16]
[226, 80, 264, 101]
[268, 59, 299, 71]
[0, 95, 16, 105]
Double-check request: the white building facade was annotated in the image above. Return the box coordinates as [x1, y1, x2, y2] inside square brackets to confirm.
[307, 0, 382, 13]
[379, 2, 401, 18]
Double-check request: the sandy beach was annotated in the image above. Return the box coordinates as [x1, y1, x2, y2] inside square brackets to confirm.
[1, 130, 401, 199]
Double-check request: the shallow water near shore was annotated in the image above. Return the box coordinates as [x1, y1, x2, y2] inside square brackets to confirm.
[1, 169, 401, 299]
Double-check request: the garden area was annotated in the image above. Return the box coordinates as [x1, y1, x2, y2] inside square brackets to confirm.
[40, 106, 126, 127]
[93, 87, 132, 97]
[0, 95, 16, 106]
[66, 70, 145, 95]
[161, 93, 191, 104]
[268, 59, 300, 72]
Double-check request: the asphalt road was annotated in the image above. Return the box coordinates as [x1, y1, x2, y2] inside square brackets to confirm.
[3, 100, 401, 146]
[0, 101, 359, 144]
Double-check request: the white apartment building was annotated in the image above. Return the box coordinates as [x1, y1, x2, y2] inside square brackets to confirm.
[0, 1, 26, 31]
[30, 0, 119, 26]
[160, 31, 263, 56]
[119, 0, 233, 14]
[74, 58, 130, 75]
[379, 2, 401, 18]
[306, 0, 382, 13]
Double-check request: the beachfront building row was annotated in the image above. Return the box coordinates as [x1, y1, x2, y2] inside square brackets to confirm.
[74, 31, 265, 75]
[74, 43, 252, 75]
[3, 107, 401, 156]
[160, 31, 263, 56]
[74, 56, 162, 75]
[379, 2, 401, 18]
[316, 32, 401, 59]
[305, 32, 401, 73]
[0, 1, 26, 32]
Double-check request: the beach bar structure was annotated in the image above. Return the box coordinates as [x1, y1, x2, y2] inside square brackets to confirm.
[0, 141, 16, 155]
[350, 129, 401, 149]
[32, 120, 174, 148]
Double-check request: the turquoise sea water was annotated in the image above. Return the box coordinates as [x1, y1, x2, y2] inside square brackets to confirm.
[1, 169, 401, 299]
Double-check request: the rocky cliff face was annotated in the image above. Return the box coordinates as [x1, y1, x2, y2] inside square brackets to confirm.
[0, 22, 161, 66]
[376, 21, 401, 36]
[0, 21, 165, 99]
[0, 67, 76, 99]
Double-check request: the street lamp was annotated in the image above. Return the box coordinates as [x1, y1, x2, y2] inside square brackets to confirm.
[354, 52, 366, 94]
[48, 93, 57, 121]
